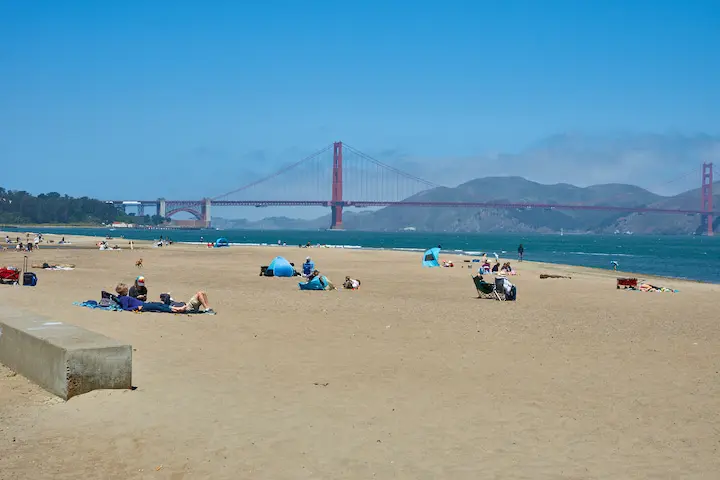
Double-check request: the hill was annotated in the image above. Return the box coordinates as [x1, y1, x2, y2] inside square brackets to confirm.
[214, 178, 717, 235]
[342, 177, 668, 233]
[213, 133, 719, 234]
[609, 182, 720, 235]
[0, 188, 131, 225]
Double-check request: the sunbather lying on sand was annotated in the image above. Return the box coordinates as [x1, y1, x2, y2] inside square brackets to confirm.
[115, 284, 215, 314]
[170, 291, 215, 314]
[115, 283, 172, 312]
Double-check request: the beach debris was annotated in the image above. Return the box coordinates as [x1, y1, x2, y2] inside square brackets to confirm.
[33, 263, 75, 270]
[313, 382, 329, 387]
[540, 274, 571, 279]
[155, 465, 163, 471]
[616, 278, 638, 289]
[635, 283, 678, 293]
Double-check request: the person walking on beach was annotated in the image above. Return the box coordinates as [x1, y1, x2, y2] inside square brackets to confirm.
[518, 244, 524, 262]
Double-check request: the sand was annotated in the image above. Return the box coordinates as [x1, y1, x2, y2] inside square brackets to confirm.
[1, 231, 719, 479]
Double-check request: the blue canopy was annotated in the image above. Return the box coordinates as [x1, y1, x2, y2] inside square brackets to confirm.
[214, 237, 229, 247]
[299, 275, 331, 290]
[422, 247, 440, 267]
[268, 256, 294, 277]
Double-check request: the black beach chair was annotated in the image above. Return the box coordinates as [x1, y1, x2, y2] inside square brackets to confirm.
[472, 275, 503, 301]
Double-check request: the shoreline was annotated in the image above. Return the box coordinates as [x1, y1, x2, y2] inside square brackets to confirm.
[2, 228, 711, 286]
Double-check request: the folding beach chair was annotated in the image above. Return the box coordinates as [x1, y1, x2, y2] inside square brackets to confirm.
[472, 275, 503, 301]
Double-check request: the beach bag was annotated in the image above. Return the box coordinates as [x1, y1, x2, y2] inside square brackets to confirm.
[22, 256, 37, 287]
[100, 290, 120, 306]
[506, 285, 517, 301]
[23, 272, 37, 286]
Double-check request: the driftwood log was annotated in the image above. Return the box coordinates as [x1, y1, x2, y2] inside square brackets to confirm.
[540, 273, 572, 279]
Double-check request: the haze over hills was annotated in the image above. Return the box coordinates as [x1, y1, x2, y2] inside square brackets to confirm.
[213, 133, 720, 235]
[213, 177, 719, 235]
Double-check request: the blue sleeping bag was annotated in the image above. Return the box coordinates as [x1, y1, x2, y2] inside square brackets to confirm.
[299, 276, 329, 290]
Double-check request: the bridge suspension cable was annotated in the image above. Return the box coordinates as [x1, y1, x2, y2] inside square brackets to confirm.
[343, 144, 441, 189]
[212, 144, 333, 201]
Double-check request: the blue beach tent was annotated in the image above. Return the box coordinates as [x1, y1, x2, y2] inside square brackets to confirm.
[267, 256, 294, 277]
[214, 237, 230, 248]
[422, 247, 440, 267]
[299, 275, 331, 290]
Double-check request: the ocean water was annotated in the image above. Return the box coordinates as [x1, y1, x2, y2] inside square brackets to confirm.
[5, 227, 720, 283]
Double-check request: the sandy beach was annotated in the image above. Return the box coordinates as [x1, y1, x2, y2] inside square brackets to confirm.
[1, 231, 719, 479]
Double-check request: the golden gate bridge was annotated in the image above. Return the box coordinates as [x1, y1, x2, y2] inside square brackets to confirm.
[108, 142, 716, 236]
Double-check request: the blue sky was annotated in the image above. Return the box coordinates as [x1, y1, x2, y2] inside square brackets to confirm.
[1, 0, 719, 217]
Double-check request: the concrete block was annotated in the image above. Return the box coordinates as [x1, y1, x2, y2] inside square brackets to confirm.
[0, 307, 131, 400]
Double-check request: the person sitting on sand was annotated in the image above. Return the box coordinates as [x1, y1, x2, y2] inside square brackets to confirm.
[169, 291, 215, 314]
[491, 261, 500, 273]
[129, 276, 148, 301]
[307, 269, 319, 282]
[343, 276, 361, 289]
[115, 283, 173, 313]
[302, 257, 315, 277]
[500, 262, 517, 275]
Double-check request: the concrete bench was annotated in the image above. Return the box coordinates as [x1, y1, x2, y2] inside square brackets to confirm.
[0, 307, 132, 400]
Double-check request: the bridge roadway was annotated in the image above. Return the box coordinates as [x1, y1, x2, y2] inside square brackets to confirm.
[109, 199, 715, 215]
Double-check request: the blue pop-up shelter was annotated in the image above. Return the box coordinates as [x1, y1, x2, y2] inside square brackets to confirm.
[214, 238, 229, 248]
[267, 256, 294, 277]
[422, 247, 440, 267]
[299, 275, 331, 290]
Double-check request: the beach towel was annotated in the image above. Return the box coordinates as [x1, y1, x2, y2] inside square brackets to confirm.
[73, 300, 123, 312]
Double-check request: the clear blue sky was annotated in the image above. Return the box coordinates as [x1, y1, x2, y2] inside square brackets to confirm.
[1, 0, 719, 204]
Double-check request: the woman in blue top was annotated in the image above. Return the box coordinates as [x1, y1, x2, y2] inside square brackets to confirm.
[115, 283, 173, 312]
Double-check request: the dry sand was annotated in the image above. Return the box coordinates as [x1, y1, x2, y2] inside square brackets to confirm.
[1, 231, 719, 479]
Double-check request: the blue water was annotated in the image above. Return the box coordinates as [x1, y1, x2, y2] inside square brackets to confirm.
[6, 227, 720, 283]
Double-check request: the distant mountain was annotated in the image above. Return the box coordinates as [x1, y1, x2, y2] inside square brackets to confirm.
[340, 177, 669, 233]
[212, 133, 720, 235]
[609, 182, 720, 235]
[214, 178, 718, 234]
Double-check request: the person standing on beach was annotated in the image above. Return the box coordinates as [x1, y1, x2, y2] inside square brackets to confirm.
[518, 244, 524, 262]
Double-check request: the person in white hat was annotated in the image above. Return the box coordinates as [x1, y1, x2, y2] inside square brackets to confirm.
[302, 256, 315, 277]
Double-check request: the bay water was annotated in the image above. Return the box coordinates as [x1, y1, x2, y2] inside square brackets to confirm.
[7, 227, 719, 283]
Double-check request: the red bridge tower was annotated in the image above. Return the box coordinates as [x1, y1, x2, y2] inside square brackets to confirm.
[330, 141, 344, 229]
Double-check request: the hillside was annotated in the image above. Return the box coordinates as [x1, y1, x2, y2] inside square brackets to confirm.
[212, 133, 719, 234]
[342, 177, 668, 233]
[609, 182, 720, 235]
[0, 188, 131, 225]
[214, 178, 717, 235]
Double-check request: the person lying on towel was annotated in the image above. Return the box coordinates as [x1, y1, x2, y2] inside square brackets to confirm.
[115, 283, 172, 312]
[343, 276, 361, 289]
[169, 291, 215, 314]
[115, 283, 215, 314]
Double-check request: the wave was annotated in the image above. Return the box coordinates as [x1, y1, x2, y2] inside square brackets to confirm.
[564, 251, 636, 257]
